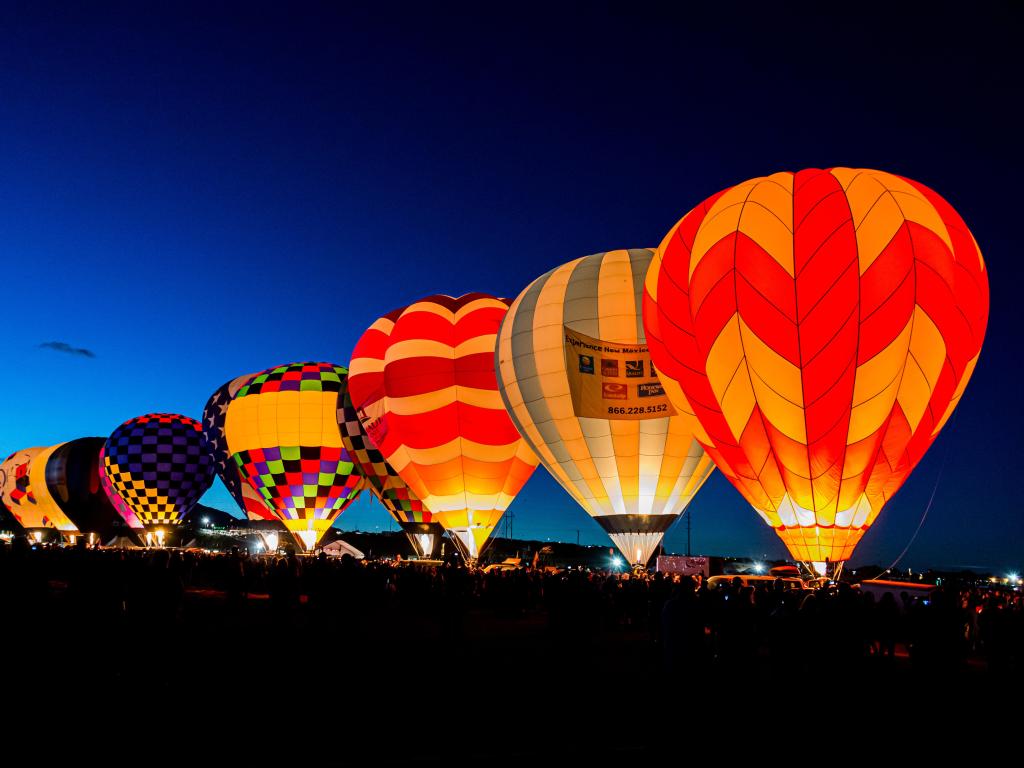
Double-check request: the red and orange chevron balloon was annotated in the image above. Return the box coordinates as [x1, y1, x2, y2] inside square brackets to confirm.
[348, 294, 539, 559]
[643, 168, 989, 566]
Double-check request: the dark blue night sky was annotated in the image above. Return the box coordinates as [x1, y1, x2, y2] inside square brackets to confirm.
[2, 3, 1020, 571]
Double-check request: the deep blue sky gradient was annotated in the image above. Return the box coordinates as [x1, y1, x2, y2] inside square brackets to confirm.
[2, 3, 1020, 570]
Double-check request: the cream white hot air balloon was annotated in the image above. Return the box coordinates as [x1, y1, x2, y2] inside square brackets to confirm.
[496, 249, 715, 566]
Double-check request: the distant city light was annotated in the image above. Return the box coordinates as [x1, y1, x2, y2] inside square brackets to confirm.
[1009, 572, 1020, 583]
[611, 556, 623, 569]
[202, 516, 211, 526]
[753, 562, 765, 574]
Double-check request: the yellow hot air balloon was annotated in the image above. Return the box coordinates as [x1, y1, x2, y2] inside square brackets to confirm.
[0, 446, 79, 537]
[224, 362, 364, 551]
[496, 249, 715, 566]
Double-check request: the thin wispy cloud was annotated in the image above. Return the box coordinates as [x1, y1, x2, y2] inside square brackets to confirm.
[39, 341, 96, 358]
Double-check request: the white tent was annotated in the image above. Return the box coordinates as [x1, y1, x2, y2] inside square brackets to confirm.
[103, 535, 141, 549]
[321, 539, 364, 559]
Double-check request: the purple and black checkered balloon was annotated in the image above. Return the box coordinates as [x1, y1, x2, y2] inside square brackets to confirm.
[101, 413, 215, 526]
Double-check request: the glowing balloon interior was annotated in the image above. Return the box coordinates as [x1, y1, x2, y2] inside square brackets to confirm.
[643, 168, 989, 566]
[496, 249, 715, 566]
[101, 413, 215, 528]
[203, 373, 276, 521]
[224, 362, 363, 550]
[348, 294, 539, 560]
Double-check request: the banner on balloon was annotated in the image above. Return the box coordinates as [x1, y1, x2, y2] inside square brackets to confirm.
[563, 326, 676, 420]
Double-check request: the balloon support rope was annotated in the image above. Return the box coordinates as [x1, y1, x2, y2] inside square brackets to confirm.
[879, 415, 956, 577]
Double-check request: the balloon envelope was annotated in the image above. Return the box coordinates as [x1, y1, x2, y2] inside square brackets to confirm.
[47, 437, 140, 538]
[348, 294, 539, 560]
[496, 249, 715, 566]
[0, 446, 79, 532]
[203, 373, 276, 521]
[224, 362, 363, 550]
[101, 413, 215, 529]
[643, 168, 989, 565]
[337, 388, 442, 557]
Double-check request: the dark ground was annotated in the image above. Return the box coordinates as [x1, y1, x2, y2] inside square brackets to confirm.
[2, 547, 1018, 763]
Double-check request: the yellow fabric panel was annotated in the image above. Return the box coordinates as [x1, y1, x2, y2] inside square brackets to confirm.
[349, 355, 384, 375]
[705, 316, 744, 417]
[680, 452, 714, 499]
[843, 172, 905, 274]
[28, 444, 78, 532]
[225, 395, 258, 453]
[498, 295, 567, 488]
[739, 177, 795, 276]
[739, 316, 805, 442]
[387, 334, 496, 360]
[827, 166, 860, 191]
[872, 171, 954, 255]
[705, 316, 755, 440]
[613, 429, 640, 511]
[661, 377, 705, 437]
[259, 390, 288, 448]
[226, 390, 341, 452]
[433, 508, 504, 530]
[386, 385, 504, 415]
[402, 437, 525, 465]
[531, 262, 607, 507]
[453, 295, 507, 321]
[774, 525, 866, 563]
[933, 352, 978, 436]
[897, 306, 946, 433]
[402, 295, 506, 322]
[303, 390, 338, 448]
[596, 249, 638, 342]
[653, 428, 687, 501]
[689, 179, 759, 279]
[848, 319, 913, 443]
[386, 338, 454, 360]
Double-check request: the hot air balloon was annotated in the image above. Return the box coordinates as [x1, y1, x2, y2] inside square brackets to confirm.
[496, 249, 716, 567]
[348, 295, 539, 561]
[101, 413, 215, 545]
[338, 388, 442, 558]
[47, 437, 142, 542]
[643, 168, 989, 575]
[205, 373, 287, 552]
[0, 446, 79, 539]
[223, 362, 364, 551]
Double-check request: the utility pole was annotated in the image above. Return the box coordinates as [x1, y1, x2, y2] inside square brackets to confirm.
[686, 510, 692, 556]
[576, 529, 580, 546]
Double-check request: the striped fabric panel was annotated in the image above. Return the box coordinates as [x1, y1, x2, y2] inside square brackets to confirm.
[496, 249, 715, 533]
[348, 294, 539, 534]
[644, 168, 989, 562]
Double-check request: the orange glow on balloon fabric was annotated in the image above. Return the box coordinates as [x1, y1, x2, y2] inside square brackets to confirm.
[348, 294, 539, 558]
[642, 168, 989, 563]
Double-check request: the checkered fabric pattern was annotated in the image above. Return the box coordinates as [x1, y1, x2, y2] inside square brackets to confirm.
[102, 413, 214, 526]
[231, 444, 361, 520]
[237, 362, 343, 396]
[338, 391, 429, 524]
[98, 444, 143, 529]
